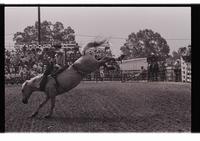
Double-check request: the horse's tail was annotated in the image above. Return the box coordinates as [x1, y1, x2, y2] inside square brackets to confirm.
[81, 39, 107, 55]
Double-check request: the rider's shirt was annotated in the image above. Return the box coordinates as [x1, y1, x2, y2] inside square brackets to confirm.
[55, 54, 65, 67]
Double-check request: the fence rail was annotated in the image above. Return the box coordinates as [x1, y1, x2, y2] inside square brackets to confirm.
[5, 68, 187, 85]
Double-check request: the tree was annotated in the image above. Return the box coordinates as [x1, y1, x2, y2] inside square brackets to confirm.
[178, 45, 191, 62]
[172, 50, 181, 60]
[36, 20, 52, 44]
[13, 20, 76, 45]
[120, 29, 170, 60]
[167, 45, 191, 66]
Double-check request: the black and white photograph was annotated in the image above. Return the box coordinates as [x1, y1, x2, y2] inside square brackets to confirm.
[4, 6, 191, 132]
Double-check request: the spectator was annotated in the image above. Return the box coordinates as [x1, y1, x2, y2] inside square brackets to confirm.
[140, 66, 147, 80]
[160, 61, 167, 81]
[152, 62, 159, 81]
[19, 67, 24, 79]
[36, 63, 43, 74]
[174, 59, 181, 82]
[9, 65, 14, 74]
[99, 66, 104, 81]
[22, 66, 28, 80]
[33, 63, 38, 70]
[148, 63, 153, 81]
[6, 73, 11, 84]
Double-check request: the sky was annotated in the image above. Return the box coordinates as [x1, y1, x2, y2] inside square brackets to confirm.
[5, 7, 191, 57]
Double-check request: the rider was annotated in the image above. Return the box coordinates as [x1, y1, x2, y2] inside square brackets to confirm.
[55, 51, 65, 68]
[39, 51, 69, 91]
[51, 50, 69, 77]
[39, 56, 55, 91]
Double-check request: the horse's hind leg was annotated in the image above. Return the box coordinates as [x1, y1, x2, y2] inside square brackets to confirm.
[29, 96, 49, 118]
[44, 97, 55, 118]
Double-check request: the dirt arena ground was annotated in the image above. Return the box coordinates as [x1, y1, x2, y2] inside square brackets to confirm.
[5, 81, 191, 132]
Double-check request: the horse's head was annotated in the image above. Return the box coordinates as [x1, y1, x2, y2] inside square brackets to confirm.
[21, 75, 42, 104]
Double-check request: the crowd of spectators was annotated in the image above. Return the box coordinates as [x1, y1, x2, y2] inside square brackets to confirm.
[5, 44, 65, 84]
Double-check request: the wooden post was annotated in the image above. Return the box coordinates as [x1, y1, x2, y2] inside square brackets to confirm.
[38, 6, 41, 45]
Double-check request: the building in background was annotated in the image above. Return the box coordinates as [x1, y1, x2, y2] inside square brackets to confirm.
[119, 58, 148, 73]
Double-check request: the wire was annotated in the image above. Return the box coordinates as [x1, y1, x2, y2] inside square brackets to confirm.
[5, 33, 191, 41]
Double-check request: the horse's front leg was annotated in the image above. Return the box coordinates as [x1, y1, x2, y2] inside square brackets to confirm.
[44, 97, 55, 118]
[29, 96, 49, 118]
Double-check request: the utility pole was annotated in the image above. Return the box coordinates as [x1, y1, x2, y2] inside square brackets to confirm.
[38, 6, 41, 45]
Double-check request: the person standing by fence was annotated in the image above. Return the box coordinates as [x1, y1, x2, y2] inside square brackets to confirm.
[160, 61, 167, 81]
[174, 59, 181, 82]
[140, 66, 147, 80]
[99, 66, 104, 81]
[147, 53, 156, 81]
[152, 61, 159, 81]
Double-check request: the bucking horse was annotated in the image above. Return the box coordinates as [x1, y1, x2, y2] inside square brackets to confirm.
[21, 39, 119, 118]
